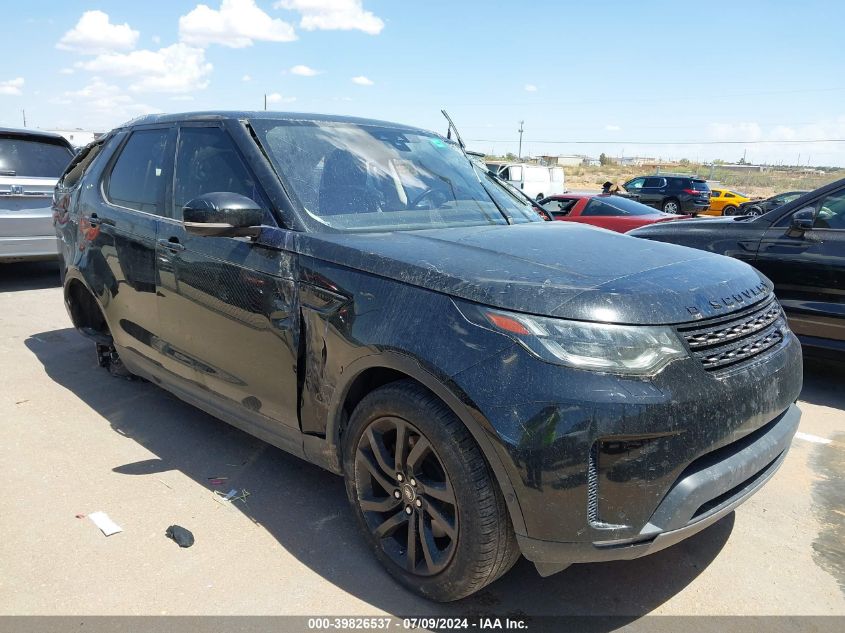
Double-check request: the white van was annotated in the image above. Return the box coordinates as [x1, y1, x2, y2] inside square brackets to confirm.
[486, 162, 565, 200]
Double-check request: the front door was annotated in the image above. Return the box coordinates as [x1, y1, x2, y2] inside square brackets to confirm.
[754, 186, 845, 344]
[155, 123, 301, 433]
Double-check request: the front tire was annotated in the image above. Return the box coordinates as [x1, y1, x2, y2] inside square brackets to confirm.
[342, 380, 519, 601]
[662, 198, 681, 214]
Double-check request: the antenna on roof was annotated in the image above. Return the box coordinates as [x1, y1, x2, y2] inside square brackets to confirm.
[21, 109, 26, 128]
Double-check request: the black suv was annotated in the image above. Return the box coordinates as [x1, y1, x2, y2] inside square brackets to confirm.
[54, 112, 802, 601]
[624, 175, 711, 214]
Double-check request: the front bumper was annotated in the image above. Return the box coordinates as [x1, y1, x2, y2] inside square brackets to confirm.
[517, 403, 799, 575]
[451, 323, 803, 565]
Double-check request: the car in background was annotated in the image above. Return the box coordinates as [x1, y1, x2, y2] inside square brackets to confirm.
[539, 193, 689, 232]
[737, 191, 808, 216]
[486, 161, 565, 200]
[1, 128, 75, 262]
[629, 179, 845, 358]
[623, 175, 710, 215]
[706, 188, 751, 216]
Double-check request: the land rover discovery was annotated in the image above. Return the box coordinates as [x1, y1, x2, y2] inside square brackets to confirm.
[54, 112, 802, 601]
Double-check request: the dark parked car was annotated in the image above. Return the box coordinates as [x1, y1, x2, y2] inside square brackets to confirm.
[539, 193, 689, 232]
[623, 175, 711, 215]
[54, 111, 802, 601]
[1, 128, 75, 262]
[736, 190, 808, 216]
[629, 179, 845, 358]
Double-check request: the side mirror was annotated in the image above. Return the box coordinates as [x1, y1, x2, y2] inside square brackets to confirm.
[790, 207, 815, 232]
[183, 192, 264, 238]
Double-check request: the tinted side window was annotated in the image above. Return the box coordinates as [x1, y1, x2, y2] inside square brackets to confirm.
[173, 127, 264, 219]
[107, 129, 169, 214]
[724, 192, 735, 199]
[626, 178, 645, 190]
[541, 198, 577, 216]
[581, 199, 619, 217]
[643, 177, 664, 188]
[815, 190, 845, 230]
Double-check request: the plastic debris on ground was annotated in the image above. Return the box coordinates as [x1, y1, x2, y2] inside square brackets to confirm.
[165, 524, 195, 548]
[87, 511, 123, 536]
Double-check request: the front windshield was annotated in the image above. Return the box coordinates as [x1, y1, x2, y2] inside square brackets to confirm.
[252, 119, 524, 232]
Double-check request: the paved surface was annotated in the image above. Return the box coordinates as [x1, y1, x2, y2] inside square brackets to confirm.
[1, 261, 843, 617]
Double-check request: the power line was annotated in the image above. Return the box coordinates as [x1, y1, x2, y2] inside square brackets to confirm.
[467, 138, 845, 146]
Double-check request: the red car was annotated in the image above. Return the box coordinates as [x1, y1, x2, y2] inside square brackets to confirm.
[539, 193, 690, 232]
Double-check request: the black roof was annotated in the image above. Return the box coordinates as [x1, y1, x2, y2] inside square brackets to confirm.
[0, 127, 73, 145]
[119, 111, 431, 134]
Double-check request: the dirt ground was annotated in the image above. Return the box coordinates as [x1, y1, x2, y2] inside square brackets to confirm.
[1, 262, 843, 621]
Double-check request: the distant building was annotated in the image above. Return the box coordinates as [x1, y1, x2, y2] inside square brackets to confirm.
[46, 129, 102, 148]
[618, 156, 657, 167]
[539, 154, 588, 167]
[711, 163, 769, 173]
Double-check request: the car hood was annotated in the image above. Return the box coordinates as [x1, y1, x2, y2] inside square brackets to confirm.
[289, 222, 770, 324]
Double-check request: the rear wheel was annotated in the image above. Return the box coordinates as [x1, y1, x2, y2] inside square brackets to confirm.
[342, 380, 519, 601]
[722, 205, 738, 216]
[662, 198, 681, 214]
[746, 205, 764, 216]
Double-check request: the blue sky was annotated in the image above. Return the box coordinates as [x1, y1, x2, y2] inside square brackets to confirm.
[2, 0, 844, 165]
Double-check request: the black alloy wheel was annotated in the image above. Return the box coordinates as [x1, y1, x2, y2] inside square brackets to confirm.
[354, 416, 458, 575]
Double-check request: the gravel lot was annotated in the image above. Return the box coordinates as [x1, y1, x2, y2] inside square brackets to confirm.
[1, 261, 843, 619]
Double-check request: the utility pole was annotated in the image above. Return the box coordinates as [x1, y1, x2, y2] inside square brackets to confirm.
[517, 120, 524, 160]
[21, 109, 26, 127]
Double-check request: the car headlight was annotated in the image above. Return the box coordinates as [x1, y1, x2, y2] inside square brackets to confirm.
[456, 301, 688, 376]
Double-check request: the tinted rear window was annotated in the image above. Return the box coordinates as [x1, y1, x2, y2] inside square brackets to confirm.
[692, 180, 710, 192]
[583, 196, 657, 216]
[0, 136, 74, 178]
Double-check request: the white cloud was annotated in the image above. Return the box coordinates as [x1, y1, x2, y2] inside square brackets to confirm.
[179, 0, 297, 48]
[290, 64, 321, 76]
[351, 75, 373, 86]
[242, 74, 252, 82]
[275, 0, 384, 34]
[57, 11, 139, 55]
[605, 124, 621, 132]
[0, 77, 24, 96]
[524, 83, 537, 92]
[59, 68, 75, 75]
[59, 78, 157, 118]
[266, 92, 296, 104]
[170, 95, 195, 101]
[77, 43, 213, 93]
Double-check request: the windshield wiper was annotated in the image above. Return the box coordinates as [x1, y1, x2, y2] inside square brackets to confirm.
[441, 109, 512, 224]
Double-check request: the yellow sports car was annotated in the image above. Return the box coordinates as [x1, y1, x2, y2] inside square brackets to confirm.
[706, 188, 751, 216]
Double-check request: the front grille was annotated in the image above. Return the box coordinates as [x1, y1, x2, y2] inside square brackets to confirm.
[677, 295, 787, 371]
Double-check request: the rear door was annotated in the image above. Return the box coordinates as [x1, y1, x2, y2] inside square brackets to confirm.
[94, 126, 174, 366]
[637, 177, 666, 209]
[754, 186, 845, 345]
[155, 122, 301, 433]
[0, 133, 74, 259]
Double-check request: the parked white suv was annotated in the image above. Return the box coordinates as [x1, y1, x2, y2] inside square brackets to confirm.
[1, 128, 75, 262]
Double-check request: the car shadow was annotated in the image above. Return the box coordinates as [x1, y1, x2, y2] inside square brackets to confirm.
[800, 357, 845, 411]
[27, 327, 735, 623]
[0, 261, 61, 292]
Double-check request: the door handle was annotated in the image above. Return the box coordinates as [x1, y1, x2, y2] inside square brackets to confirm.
[157, 237, 185, 252]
